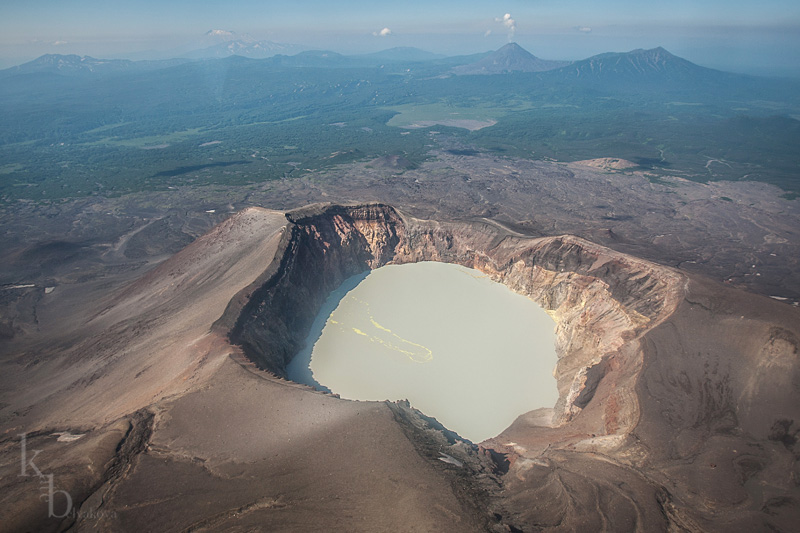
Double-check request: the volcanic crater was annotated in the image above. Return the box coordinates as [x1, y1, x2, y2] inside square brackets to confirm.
[222, 203, 683, 435]
[2, 203, 798, 532]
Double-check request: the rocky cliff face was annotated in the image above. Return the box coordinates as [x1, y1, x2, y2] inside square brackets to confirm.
[225, 204, 407, 376]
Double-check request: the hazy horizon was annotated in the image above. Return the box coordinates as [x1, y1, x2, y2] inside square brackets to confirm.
[2, 0, 799, 77]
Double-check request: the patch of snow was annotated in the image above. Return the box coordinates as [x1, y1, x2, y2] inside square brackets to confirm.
[53, 432, 84, 443]
[438, 453, 463, 467]
[3, 284, 35, 290]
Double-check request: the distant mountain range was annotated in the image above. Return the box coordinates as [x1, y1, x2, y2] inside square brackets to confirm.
[1, 40, 798, 204]
[447, 43, 734, 86]
[178, 30, 306, 60]
[0, 54, 189, 78]
[358, 47, 446, 62]
[452, 43, 570, 75]
[183, 39, 305, 60]
[0, 43, 774, 89]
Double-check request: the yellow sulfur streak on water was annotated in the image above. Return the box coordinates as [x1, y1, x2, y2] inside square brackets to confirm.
[330, 295, 433, 363]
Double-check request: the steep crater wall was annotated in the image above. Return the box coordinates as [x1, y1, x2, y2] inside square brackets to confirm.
[222, 203, 684, 430]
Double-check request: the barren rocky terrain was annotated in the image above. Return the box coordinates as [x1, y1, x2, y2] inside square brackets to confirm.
[1, 152, 799, 531]
[3, 151, 796, 333]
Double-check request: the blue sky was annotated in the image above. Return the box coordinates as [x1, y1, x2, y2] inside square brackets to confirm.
[2, 0, 799, 75]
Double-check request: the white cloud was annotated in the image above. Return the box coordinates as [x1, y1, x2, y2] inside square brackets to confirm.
[52, 40, 68, 46]
[204, 29, 242, 43]
[577, 26, 592, 33]
[373, 27, 393, 37]
[484, 30, 492, 38]
[495, 13, 517, 41]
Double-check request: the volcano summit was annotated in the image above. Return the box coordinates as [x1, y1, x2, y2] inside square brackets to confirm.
[1, 203, 798, 531]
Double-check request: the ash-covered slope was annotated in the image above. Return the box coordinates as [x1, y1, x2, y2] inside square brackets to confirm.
[0, 207, 287, 429]
[1, 203, 798, 532]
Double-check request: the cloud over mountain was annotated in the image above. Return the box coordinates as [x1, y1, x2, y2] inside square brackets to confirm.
[496, 13, 516, 41]
[206, 29, 235, 38]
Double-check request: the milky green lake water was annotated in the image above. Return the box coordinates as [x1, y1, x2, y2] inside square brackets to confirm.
[287, 261, 558, 443]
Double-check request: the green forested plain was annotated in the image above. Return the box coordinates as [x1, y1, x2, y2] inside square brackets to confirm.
[1, 52, 799, 201]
